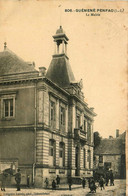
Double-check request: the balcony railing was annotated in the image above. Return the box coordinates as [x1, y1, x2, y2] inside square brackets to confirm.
[74, 128, 87, 142]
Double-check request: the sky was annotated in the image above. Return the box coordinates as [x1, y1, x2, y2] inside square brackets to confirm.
[0, 0, 127, 138]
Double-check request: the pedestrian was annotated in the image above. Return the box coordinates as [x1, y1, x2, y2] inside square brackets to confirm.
[44, 178, 49, 189]
[99, 175, 105, 190]
[1, 171, 8, 191]
[82, 177, 86, 189]
[52, 180, 56, 190]
[68, 176, 72, 190]
[27, 175, 30, 188]
[56, 175, 60, 185]
[89, 177, 96, 193]
[110, 170, 114, 186]
[105, 171, 109, 186]
[15, 169, 21, 191]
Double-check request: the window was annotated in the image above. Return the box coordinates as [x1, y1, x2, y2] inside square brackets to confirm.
[49, 139, 56, 166]
[83, 149, 86, 168]
[49, 140, 54, 156]
[76, 115, 80, 128]
[60, 107, 65, 125]
[84, 117, 87, 131]
[87, 122, 91, 132]
[50, 100, 56, 129]
[87, 122, 91, 143]
[99, 155, 103, 163]
[50, 101, 55, 121]
[1, 94, 16, 119]
[87, 150, 90, 162]
[4, 99, 13, 117]
[59, 105, 66, 132]
[87, 150, 91, 169]
[104, 162, 111, 170]
[59, 142, 65, 167]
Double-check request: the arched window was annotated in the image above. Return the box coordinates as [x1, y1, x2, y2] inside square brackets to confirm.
[59, 142, 65, 167]
[49, 139, 56, 166]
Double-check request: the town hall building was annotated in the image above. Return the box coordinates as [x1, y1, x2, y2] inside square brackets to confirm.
[0, 26, 96, 187]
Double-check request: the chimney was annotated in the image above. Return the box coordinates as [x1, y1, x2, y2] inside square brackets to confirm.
[116, 129, 119, 138]
[39, 67, 46, 76]
[27, 61, 35, 67]
[4, 42, 7, 50]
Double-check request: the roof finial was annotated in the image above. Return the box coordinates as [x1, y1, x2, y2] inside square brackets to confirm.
[58, 5, 62, 27]
[4, 42, 7, 50]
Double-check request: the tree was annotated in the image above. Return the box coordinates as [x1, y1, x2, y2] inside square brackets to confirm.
[94, 131, 102, 149]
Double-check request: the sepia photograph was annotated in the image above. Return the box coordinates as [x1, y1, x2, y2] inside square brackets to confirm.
[0, 0, 127, 196]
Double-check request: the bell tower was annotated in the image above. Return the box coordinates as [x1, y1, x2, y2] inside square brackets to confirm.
[53, 26, 69, 57]
[46, 26, 75, 88]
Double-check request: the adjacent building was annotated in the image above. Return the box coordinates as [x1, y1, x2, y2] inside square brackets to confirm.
[94, 130, 126, 179]
[0, 26, 96, 187]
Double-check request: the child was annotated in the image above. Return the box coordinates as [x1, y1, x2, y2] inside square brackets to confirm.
[99, 175, 105, 190]
[44, 178, 49, 189]
[89, 177, 96, 193]
[52, 180, 56, 190]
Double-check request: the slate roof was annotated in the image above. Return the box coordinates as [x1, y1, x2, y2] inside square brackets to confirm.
[46, 55, 76, 88]
[0, 48, 37, 76]
[95, 132, 126, 155]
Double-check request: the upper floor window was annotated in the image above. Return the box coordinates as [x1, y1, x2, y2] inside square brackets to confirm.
[87, 122, 91, 132]
[87, 122, 91, 143]
[4, 99, 13, 117]
[84, 117, 87, 131]
[50, 101, 55, 121]
[76, 115, 80, 128]
[0, 94, 16, 119]
[60, 107, 65, 125]
[50, 100, 56, 129]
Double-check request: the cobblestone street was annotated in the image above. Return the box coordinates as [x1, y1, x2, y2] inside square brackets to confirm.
[0, 180, 126, 196]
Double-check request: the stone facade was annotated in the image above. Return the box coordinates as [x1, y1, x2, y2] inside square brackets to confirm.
[0, 26, 96, 187]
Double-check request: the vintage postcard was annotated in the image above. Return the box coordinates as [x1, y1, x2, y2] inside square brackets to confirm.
[0, 0, 127, 196]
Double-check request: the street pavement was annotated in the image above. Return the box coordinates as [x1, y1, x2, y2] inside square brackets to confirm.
[0, 179, 126, 196]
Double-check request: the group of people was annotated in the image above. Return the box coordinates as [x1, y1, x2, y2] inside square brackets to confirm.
[44, 170, 114, 192]
[44, 175, 60, 190]
[1, 168, 21, 192]
[44, 175, 73, 190]
[1, 168, 114, 193]
[88, 170, 114, 193]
